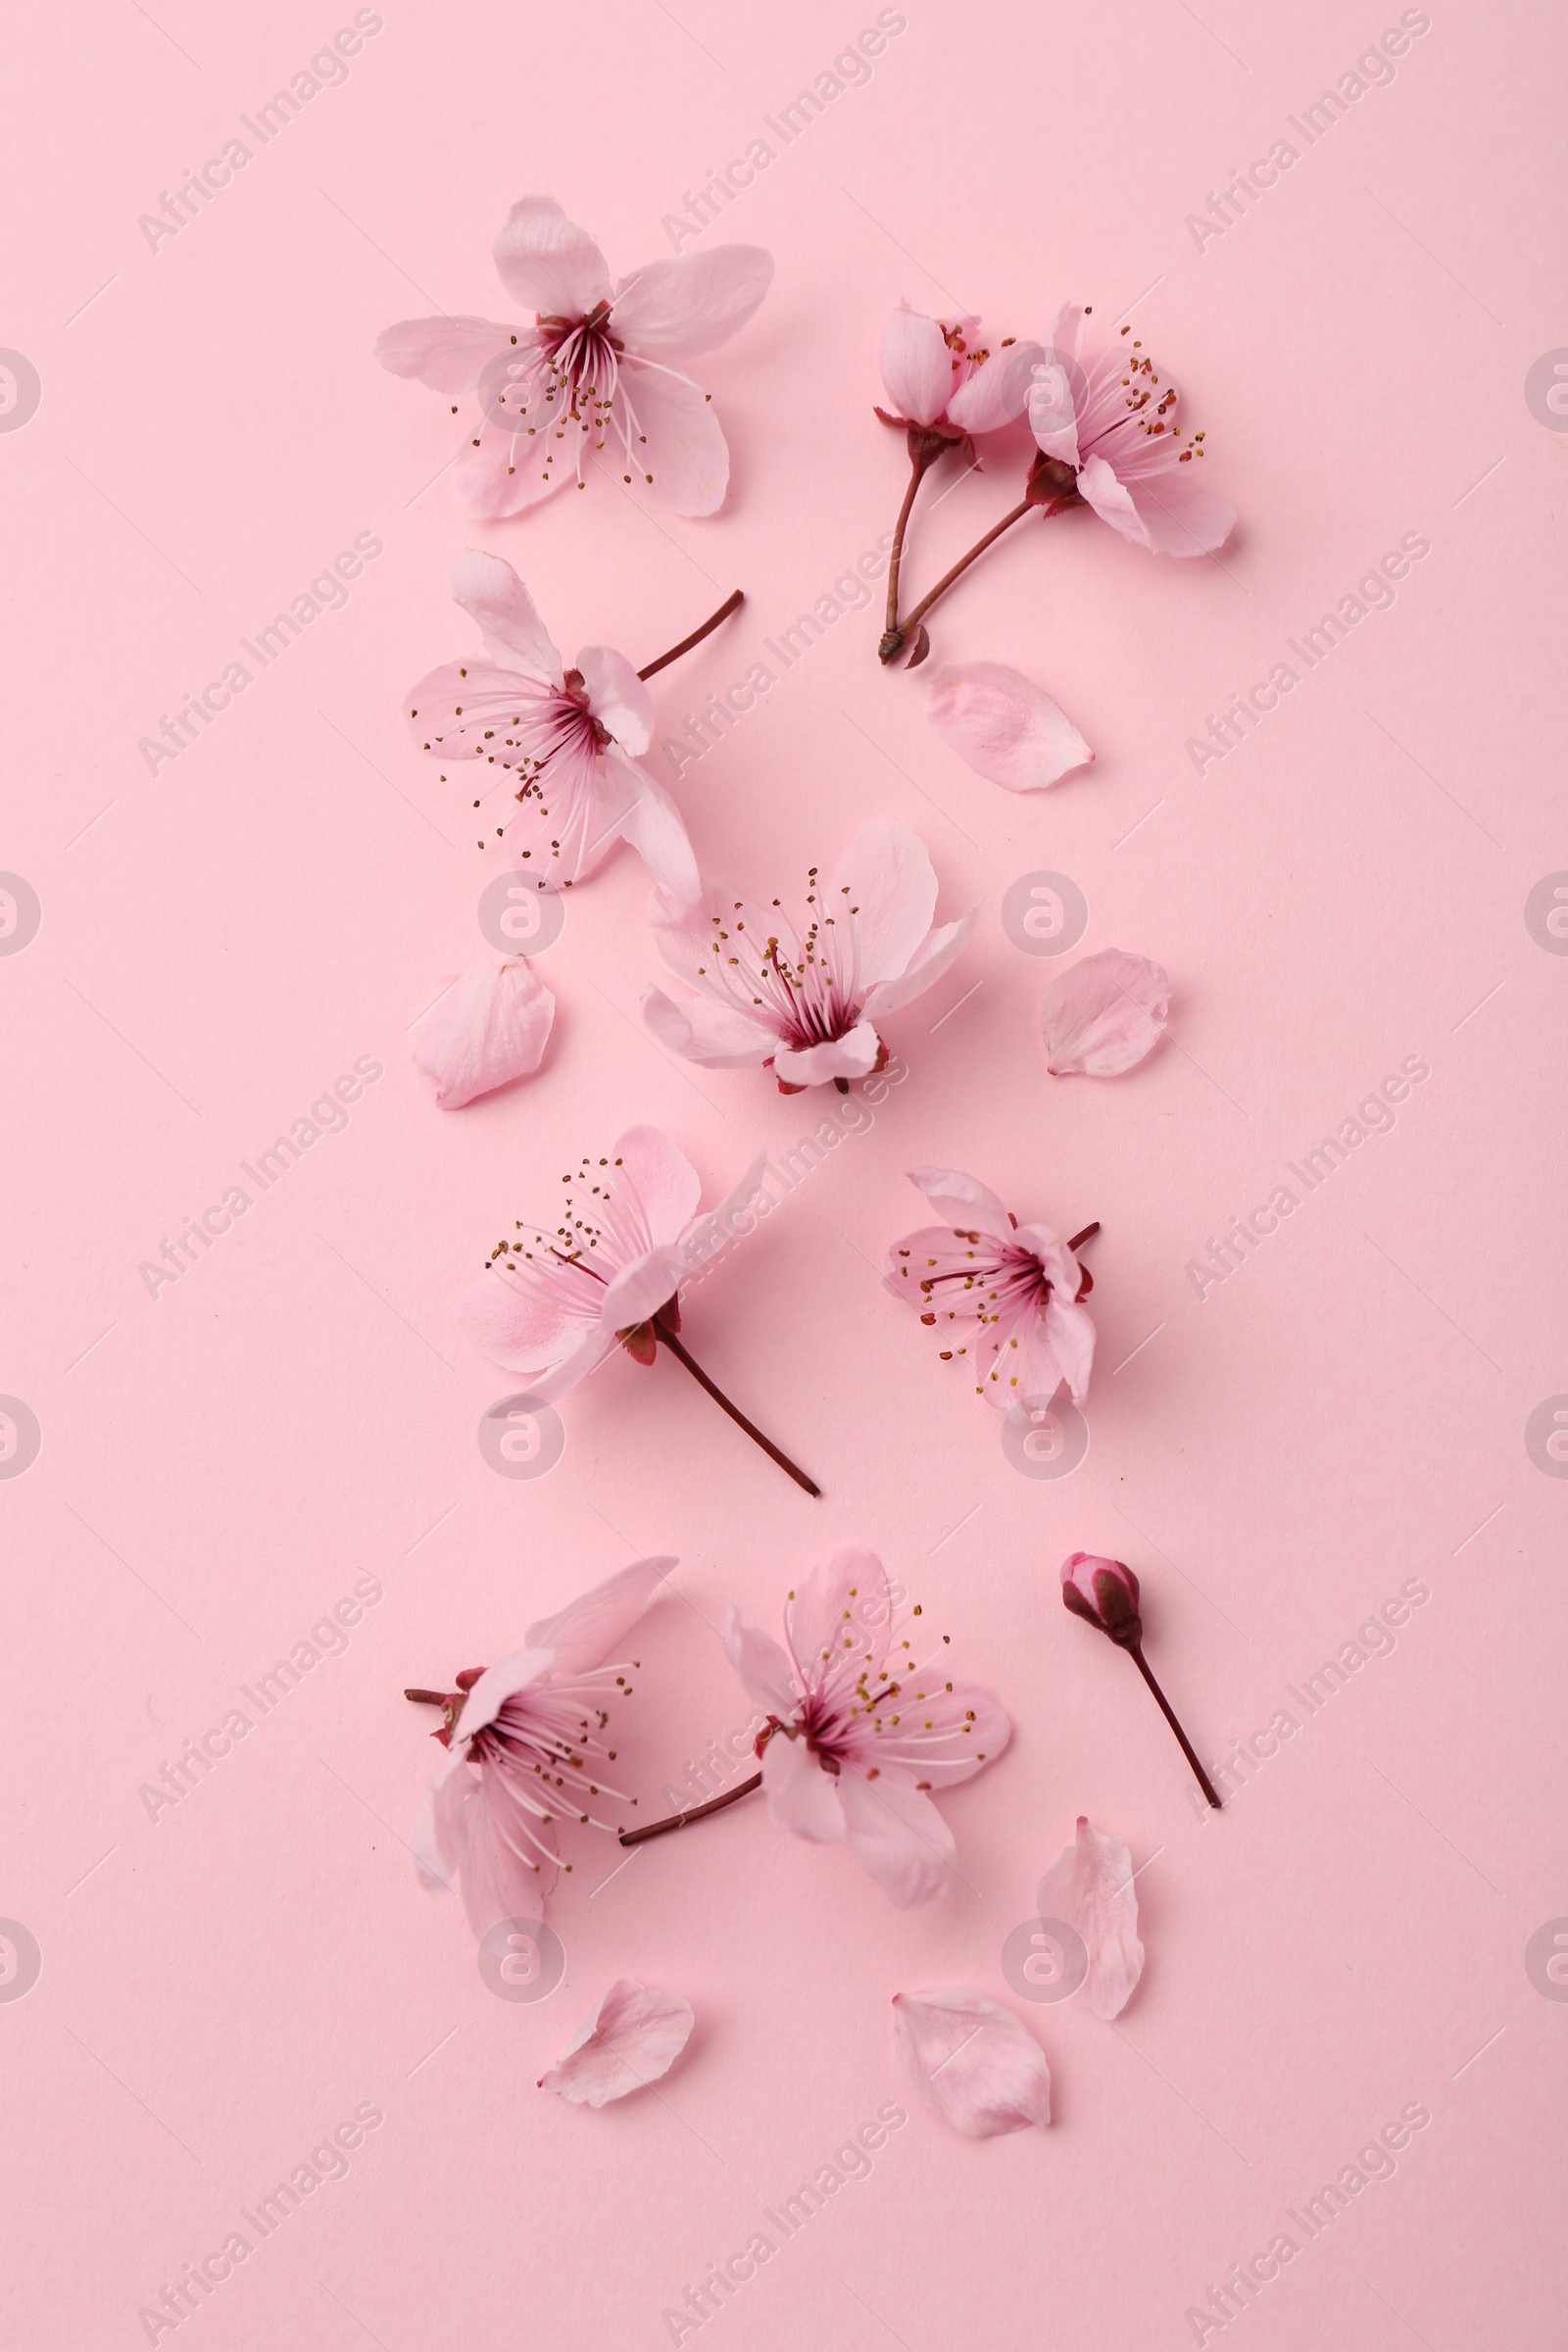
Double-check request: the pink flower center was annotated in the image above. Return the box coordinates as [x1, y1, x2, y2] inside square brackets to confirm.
[696, 871, 866, 1050]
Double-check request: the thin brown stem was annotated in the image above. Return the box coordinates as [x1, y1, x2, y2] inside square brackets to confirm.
[656, 1325, 820, 1496]
[619, 1770, 762, 1847]
[882, 442, 942, 649]
[1130, 1644, 1222, 1809]
[1067, 1222, 1101, 1251]
[889, 497, 1034, 655]
[404, 1689, 447, 1707]
[638, 589, 744, 680]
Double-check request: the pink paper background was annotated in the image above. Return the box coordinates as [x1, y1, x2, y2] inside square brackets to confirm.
[4, 2, 1565, 2344]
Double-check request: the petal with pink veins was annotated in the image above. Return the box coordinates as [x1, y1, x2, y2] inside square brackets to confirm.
[945, 340, 1046, 433]
[839, 1773, 956, 1907]
[834, 818, 939, 985]
[761, 1732, 847, 1843]
[611, 247, 774, 360]
[771, 1022, 882, 1090]
[1076, 451, 1235, 557]
[573, 645, 655, 754]
[492, 195, 612, 318]
[878, 304, 955, 428]
[1040, 948, 1170, 1077]
[1036, 1816, 1145, 2021]
[925, 661, 1093, 793]
[783, 1547, 891, 1679]
[409, 959, 555, 1109]
[539, 1979, 695, 2107]
[524, 1557, 674, 1679]
[616, 358, 731, 515]
[457, 1262, 589, 1380]
[893, 1988, 1052, 2135]
[448, 548, 563, 682]
[374, 316, 513, 393]
[611, 1124, 703, 1246]
[642, 986, 776, 1068]
[453, 422, 564, 519]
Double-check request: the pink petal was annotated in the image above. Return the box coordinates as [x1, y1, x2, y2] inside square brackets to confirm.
[617, 357, 730, 515]
[859, 909, 975, 1020]
[1037, 1295, 1096, 1403]
[771, 1022, 882, 1090]
[1036, 1817, 1145, 2021]
[783, 1547, 891, 1679]
[610, 759, 701, 914]
[677, 1148, 770, 1273]
[761, 1731, 847, 1843]
[611, 1124, 703, 1246]
[641, 986, 776, 1068]
[409, 959, 555, 1109]
[926, 661, 1093, 793]
[449, 548, 562, 681]
[1040, 949, 1170, 1077]
[839, 1773, 956, 1907]
[457, 1266, 607, 1393]
[573, 645, 654, 754]
[524, 1557, 675, 1678]
[945, 339, 1045, 433]
[374, 316, 512, 392]
[904, 1166, 1011, 1234]
[1076, 451, 1235, 557]
[893, 1988, 1052, 2135]
[454, 423, 563, 519]
[492, 195, 612, 318]
[416, 1750, 560, 1936]
[834, 819, 939, 985]
[538, 1979, 695, 2108]
[720, 1605, 801, 1717]
[878, 304, 955, 427]
[598, 1244, 686, 1332]
[866, 1679, 1011, 1791]
[611, 246, 774, 360]
[450, 1646, 555, 1746]
[1027, 304, 1089, 466]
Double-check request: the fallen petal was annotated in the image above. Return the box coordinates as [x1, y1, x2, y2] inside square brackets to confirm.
[538, 1978, 695, 2107]
[892, 1987, 1051, 2136]
[410, 959, 555, 1108]
[926, 661, 1093, 793]
[1036, 1817, 1145, 2021]
[1040, 949, 1169, 1077]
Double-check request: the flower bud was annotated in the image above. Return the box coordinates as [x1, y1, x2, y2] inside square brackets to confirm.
[1059, 1551, 1142, 1645]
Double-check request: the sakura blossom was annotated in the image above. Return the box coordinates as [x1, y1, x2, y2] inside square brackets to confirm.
[459, 1123, 818, 1494]
[406, 548, 707, 909]
[622, 1545, 1009, 1907]
[893, 1988, 1052, 2136]
[375, 195, 773, 518]
[925, 660, 1094, 793]
[1040, 948, 1170, 1076]
[538, 1979, 695, 2107]
[408, 957, 555, 1109]
[1036, 1817, 1146, 2021]
[887, 1167, 1099, 1409]
[1027, 310, 1235, 558]
[406, 1556, 672, 1936]
[641, 818, 974, 1093]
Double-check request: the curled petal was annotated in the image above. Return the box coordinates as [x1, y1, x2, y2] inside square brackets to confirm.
[761, 1731, 847, 1843]
[492, 195, 612, 318]
[903, 1165, 1011, 1234]
[926, 661, 1093, 794]
[878, 304, 956, 428]
[1076, 450, 1235, 557]
[721, 1604, 801, 1718]
[945, 339, 1046, 433]
[524, 1556, 674, 1679]
[1036, 1817, 1146, 2022]
[835, 818, 939, 985]
[771, 1022, 881, 1090]
[859, 909, 975, 1021]
[573, 644, 654, 755]
[1041, 949, 1170, 1077]
[449, 548, 562, 682]
[409, 959, 555, 1109]
[609, 758, 701, 913]
[538, 1979, 695, 2107]
[893, 1988, 1051, 2136]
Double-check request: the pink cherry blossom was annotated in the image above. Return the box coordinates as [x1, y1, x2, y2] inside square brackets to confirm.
[409, 957, 555, 1109]
[641, 818, 974, 1093]
[459, 1123, 817, 1492]
[1036, 1816, 1145, 2021]
[893, 1988, 1052, 2136]
[537, 1978, 695, 2107]
[407, 548, 699, 909]
[887, 1167, 1097, 1408]
[375, 195, 772, 519]
[877, 303, 1045, 448]
[719, 1546, 1009, 1906]
[925, 660, 1094, 793]
[1040, 947, 1170, 1076]
[1027, 310, 1235, 556]
[409, 1556, 672, 1936]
